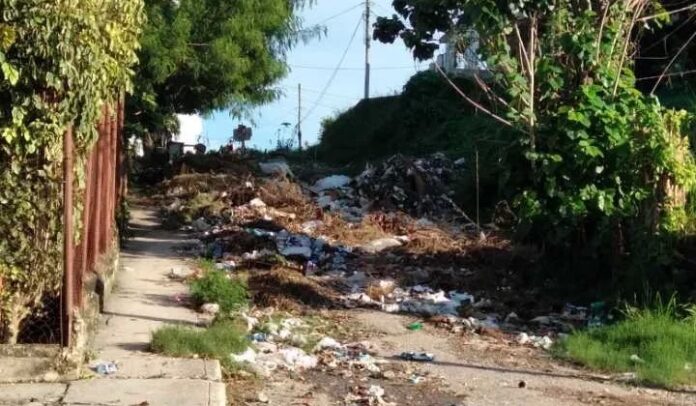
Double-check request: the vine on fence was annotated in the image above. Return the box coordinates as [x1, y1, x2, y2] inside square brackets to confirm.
[0, 0, 143, 343]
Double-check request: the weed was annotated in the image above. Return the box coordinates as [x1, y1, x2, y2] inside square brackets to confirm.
[151, 320, 248, 369]
[190, 260, 249, 313]
[557, 297, 696, 387]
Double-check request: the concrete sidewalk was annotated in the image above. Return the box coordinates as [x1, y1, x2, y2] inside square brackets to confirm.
[0, 207, 226, 406]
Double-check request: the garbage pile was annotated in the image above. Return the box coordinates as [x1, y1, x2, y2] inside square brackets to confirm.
[309, 153, 475, 226]
[231, 313, 387, 380]
[354, 153, 471, 221]
[160, 157, 584, 355]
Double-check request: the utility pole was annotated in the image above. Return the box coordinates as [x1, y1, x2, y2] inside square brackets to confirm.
[364, 0, 371, 100]
[297, 83, 303, 150]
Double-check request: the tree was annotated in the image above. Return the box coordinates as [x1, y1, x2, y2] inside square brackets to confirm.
[129, 0, 319, 143]
[375, 1, 696, 290]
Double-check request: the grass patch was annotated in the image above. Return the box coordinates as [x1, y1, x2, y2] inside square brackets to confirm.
[151, 320, 248, 364]
[191, 260, 249, 313]
[557, 298, 696, 387]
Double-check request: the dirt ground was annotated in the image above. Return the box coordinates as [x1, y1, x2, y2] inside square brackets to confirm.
[152, 159, 696, 406]
[226, 308, 696, 406]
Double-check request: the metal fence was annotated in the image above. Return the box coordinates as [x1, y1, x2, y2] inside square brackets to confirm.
[60, 98, 125, 347]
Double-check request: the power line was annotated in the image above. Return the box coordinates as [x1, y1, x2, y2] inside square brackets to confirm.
[310, 3, 363, 26]
[290, 64, 417, 71]
[301, 16, 363, 124]
[282, 85, 362, 102]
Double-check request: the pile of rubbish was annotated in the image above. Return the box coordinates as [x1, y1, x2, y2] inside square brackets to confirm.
[161, 157, 591, 354]
[229, 313, 387, 380]
[309, 153, 474, 225]
[354, 153, 470, 221]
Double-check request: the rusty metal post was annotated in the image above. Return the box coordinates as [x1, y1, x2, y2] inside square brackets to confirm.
[88, 107, 106, 268]
[80, 151, 95, 277]
[62, 126, 75, 348]
[117, 95, 128, 199]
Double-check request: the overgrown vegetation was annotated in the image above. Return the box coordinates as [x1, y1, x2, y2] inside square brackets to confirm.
[0, 0, 143, 343]
[376, 0, 696, 293]
[190, 260, 249, 313]
[558, 297, 696, 387]
[318, 71, 516, 215]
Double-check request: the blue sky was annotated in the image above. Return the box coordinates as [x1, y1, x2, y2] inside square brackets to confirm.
[199, 0, 427, 150]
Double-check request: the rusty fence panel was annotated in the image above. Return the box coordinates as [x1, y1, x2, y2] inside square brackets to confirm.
[62, 99, 124, 347]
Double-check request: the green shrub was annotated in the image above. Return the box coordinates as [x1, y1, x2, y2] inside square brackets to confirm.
[190, 263, 248, 313]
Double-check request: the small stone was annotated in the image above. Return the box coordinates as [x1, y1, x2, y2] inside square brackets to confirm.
[42, 370, 60, 382]
[518, 380, 527, 389]
[382, 370, 396, 380]
[257, 392, 269, 403]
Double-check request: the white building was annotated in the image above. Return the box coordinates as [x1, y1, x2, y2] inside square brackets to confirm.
[173, 114, 204, 153]
[431, 30, 488, 76]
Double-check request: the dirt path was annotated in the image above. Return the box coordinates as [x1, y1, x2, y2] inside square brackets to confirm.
[233, 308, 696, 406]
[354, 310, 696, 406]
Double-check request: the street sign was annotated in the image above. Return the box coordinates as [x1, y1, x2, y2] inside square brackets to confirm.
[233, 124, 252, 142]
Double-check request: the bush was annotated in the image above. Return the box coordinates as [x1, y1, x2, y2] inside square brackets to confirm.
[190, 262, 248, 313]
